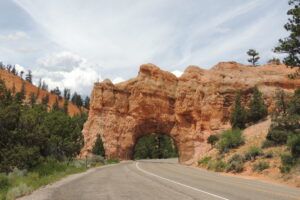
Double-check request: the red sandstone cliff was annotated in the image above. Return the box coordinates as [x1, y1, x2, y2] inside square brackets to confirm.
[81, 62, 300, 165]
[0, 69, 86, 116]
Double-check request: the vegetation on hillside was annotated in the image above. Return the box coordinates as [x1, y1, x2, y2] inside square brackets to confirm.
[274, 0, 300, 67]
[0, 62, 89, 109]
[0, 78, 92, 199]
[0, 79, 87, 173]
[264, 88, 300, 172]
[133, 134, 178, 160]
[202, 86, 300, 181]
[230, 87, 268, 129]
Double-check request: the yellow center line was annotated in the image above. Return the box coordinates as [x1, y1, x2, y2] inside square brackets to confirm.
[157, 163, 300, 200]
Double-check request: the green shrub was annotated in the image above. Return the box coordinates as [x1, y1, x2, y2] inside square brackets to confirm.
[208, 160, 227, 172]
[217, 129, 244, 153]
[32, 158, 67, 177]
[226, 154, 245, 173]
[281, 154, 296, 166]
[287, 134, 300, 158]
[105, 158, 119, 164]
[198, 156, 212, 167]
[262, 140, 277, 148]
[279, 165, 292, 173]
[266, 128, 291, 145]
[6, 183, 33, 200]
[253, 162, 269, 172]
[0, 174, 9, 190]
[207, 135, 219, 146]
[279, 154, 297, 174]
[263, 151, 274, 158]
[244, 146, 263, 161]
[8, 168, 27, 178]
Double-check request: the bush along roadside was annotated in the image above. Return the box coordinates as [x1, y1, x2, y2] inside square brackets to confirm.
[0, 156, 119, 200]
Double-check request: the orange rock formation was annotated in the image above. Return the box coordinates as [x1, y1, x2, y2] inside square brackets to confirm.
[0, 69, 85, 116]
[81, 62, 300, 165]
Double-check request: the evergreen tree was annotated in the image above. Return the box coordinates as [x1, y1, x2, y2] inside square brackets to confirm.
[230, 92, 247, 129]
[41, 81, 48, 91]
[274, 0, 300, 66]
[0, 79, 86, 172]
[247, 49, 260, 66]
[42, 94, 49, 107]
[92, 135, 105, 157]
[71, 92, 83, 107]
[247, 86, 268, 123]
[63, 88, 71, 100]
[133, 133, 178, 159]
[50, 87, 61, 96]
[25, 70, 32, 83]
[38, 78, 42, 88]
[29, 92, 37, 107]
[84, 96, 90, 109]
[52, 98, 60, 111]
[15, 82, 25, 103]
[63, 100, 69, 114]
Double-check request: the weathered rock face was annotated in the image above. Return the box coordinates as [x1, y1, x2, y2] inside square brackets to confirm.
[80, 62, 300, 165]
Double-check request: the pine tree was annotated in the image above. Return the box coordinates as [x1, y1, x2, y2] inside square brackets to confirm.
[29, 92, 37, 107]
[247, 49, 260, 66]
[25, 70, 32, 83]
[42, 94, 49, 107]
[63, 88, 71, 100]
[50, 87, 61, 96]
[92, 135, 105, 157]
[247, 87, 268, 123]
[230, 91, 247, 129]
[52, 98, 60, 111]
[63, 100, 69, 114]
[274, 0, 300, 66]
[84, 96, 90, 109]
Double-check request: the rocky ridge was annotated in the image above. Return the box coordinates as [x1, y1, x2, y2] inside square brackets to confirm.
[81, 62, 300, 165]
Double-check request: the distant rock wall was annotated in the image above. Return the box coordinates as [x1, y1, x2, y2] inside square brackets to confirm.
[80, 62, 300, 165]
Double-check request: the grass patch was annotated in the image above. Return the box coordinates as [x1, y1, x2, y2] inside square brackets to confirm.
[252, 161, 270, 172]
[208, 160, 227, 172]
[198, 156, 212, 167]
[0, 156, 109, 200]
[105, 158, 120, 164]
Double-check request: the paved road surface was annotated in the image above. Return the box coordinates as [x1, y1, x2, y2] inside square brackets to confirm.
[20, 159, 300, 200]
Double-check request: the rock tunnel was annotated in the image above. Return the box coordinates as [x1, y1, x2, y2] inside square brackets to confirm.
[80, 62, 300, 165]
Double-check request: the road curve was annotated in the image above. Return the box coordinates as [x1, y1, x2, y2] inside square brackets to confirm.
[20, 159, 300, 200]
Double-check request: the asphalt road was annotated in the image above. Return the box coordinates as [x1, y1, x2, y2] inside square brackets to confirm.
[20, 158, 300, 200]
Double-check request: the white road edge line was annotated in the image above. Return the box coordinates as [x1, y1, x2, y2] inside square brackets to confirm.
[136, 162, 229, 200]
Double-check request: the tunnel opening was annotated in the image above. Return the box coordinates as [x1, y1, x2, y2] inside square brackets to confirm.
[133, 133, 178, 160]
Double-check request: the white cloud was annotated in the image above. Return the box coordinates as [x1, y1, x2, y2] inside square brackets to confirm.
[5, 0, 290, 96]
[37, 51, 86, 72]
[112, 77, 125, 84]
[32, 66, 99, 96]
[0, 31, 29, 42]
[171, 70, 183, 77]
[15, 64, 25, 72]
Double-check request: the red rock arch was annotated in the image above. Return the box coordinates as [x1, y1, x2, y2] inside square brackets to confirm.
[80, 62, 300, 165]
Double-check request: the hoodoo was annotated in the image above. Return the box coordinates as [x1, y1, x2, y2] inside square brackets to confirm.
[81, 62, 300, 165]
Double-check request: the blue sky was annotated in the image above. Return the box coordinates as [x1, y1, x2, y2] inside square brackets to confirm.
[0, 0, 290, 96]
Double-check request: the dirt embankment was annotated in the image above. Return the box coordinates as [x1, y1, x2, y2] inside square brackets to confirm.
[202, 118, 300, 188]
[0, 69, 87, 116]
